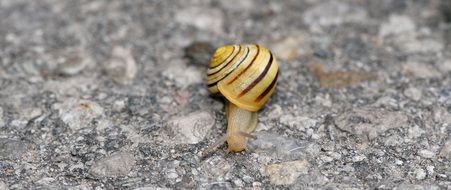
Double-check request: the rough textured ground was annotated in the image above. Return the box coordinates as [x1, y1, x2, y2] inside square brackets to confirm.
[0, 0, 450, 189]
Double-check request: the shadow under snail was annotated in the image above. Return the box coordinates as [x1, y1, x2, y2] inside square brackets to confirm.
[205, 44, 279, 153]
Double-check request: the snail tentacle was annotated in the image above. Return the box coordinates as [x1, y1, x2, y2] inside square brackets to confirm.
[238, 131, 257, 140]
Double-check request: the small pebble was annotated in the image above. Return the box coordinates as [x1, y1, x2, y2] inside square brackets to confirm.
[418, 149, 436, 159]
[56, 49, 89, 76]
[320, 155, 334, 163]
[414, 168, 426, 180]
[335, 107, 408, 141]
[167, 111, 215, 144]
[0, 181, 7, 190]
[264, 160, 310, 185]
[105, 46, 138, 85]
[89, 152, 135, 177]
[57, 99, 104, 130]
[403, 87, 422, 101]
[379, 15, 415, 37]
[352, 155, 366, 162]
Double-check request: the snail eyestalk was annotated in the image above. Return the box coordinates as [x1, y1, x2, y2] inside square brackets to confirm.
[226, 101, 258, 152]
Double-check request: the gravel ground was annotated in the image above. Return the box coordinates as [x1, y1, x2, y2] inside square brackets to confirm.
[0, 0, 451, 189]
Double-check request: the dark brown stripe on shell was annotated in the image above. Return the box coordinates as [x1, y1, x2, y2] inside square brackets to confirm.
[254, 70, 278, 102]
[208, 46, 241, 76]
[227, 45, 260, 85]
[207, 46, 250, 87]
[238, 51, 273, 97]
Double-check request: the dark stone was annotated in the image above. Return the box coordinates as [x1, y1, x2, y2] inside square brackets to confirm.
[184, 41, 215, 66]
[441, 0, 451, 23]
[314, 49, 334, 59]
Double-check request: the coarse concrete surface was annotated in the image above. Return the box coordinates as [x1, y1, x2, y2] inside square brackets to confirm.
[0, 0, 451, 189]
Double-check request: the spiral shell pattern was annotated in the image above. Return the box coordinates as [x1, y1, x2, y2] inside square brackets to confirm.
[207, 44, 279, 112]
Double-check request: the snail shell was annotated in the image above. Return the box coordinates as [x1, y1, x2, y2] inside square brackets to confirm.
[207, 44, 279, 112]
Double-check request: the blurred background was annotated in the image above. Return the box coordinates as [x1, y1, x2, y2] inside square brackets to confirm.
[0, 0, 450, 189]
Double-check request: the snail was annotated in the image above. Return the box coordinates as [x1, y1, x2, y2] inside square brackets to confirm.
[205, 44, 279, 153]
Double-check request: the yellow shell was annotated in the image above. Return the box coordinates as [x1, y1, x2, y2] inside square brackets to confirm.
[207, 44, 279, 112]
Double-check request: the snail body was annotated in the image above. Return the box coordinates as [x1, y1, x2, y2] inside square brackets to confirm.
[206, 44, 278, 152]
